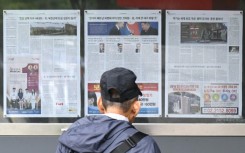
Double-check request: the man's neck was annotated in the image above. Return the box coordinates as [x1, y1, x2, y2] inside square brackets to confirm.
[104, 113, 129, 122]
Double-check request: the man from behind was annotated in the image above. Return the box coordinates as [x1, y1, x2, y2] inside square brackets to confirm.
[56, 67, 161, 153]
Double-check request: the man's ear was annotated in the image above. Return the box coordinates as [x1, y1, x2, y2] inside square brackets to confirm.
[132, 101, 141, 116]
[97, 97, 105, 114]
[127, 101, 141, 123]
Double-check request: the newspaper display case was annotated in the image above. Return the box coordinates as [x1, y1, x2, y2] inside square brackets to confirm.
[1, 0, 245, 136]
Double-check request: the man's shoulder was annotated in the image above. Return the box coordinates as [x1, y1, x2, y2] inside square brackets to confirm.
[140, 134, 159, 145]
[111, 128, 161, 153]
[115, 133, 161, 153]
[131, 135, 161, 153]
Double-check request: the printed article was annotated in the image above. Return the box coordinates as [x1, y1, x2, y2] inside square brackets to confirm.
[165, 10, 243, 118]
[84, 10, 162, 117]
[3, 10, 81, 117]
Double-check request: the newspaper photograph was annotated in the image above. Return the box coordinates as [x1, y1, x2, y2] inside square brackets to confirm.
[84, 10, 162, 117]
[165, 10, 243, 118]
[3, 10, 81, 117]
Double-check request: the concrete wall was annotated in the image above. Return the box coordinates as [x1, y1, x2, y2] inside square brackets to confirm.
[1, 136, 245, 153]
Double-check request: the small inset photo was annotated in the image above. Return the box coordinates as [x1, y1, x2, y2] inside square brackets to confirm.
[135, 43, 141, 53]
[99, 43, 105, 53]
[229, 46, 239, 53]
[153, 43, 158, 53]
[117, 43, 123, 53]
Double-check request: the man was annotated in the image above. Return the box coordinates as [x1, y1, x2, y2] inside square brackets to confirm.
[109, 22, 124, 35]
[117, 43, 123, 53]
[56, 67, 161, 153]
[10, 87, 18, 109]
[23, 88, 31, 109]
[18, 88, 24, 110]
[135, 43, 141, 53]
[153, 43, 159, 53]
[140, 22, 158, 35]
[99, 43, 105, 53]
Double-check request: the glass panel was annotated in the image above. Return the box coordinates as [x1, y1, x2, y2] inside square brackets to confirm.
[0, 0, 244, 123]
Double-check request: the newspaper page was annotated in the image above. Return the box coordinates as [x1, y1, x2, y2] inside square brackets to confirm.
[3, 10, 81, 117]
[84, 10, 162, 117]
[165, 10, 243, 118]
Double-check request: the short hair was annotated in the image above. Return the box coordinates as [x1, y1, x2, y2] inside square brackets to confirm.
[101, 89, 137, 113]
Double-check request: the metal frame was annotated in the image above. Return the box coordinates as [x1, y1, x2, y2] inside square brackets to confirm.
[1, 123, 245, 136]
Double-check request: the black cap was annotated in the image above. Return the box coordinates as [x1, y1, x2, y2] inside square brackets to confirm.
[100, 67, 142, 103]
